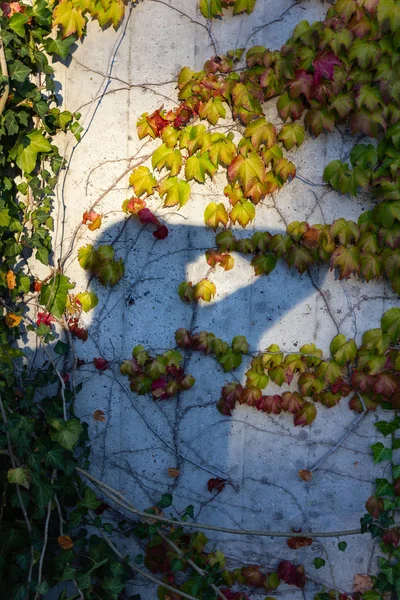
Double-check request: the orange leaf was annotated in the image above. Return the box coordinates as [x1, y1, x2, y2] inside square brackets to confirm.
[57, 535, 74, 550]
[93, 409, 106, 422]
[287, 536, 313, 549]
[6, 270, 16, 290]
[82, 211, 102, 231]
[168, 468, 180, 477]
[353, 574, 373, 593]
[5, 313, 21, 328]
[298, 469, 312, 482]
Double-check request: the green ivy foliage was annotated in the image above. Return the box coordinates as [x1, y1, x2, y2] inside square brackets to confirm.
[1, 0, 400, 599]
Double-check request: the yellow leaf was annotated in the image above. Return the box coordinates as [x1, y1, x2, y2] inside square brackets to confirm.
[52, 1, 86, 38]
[204, 202, 229, 230]
[6, 270, 16, 290]
[193, 279, 216, 302]
[5, 312, 22, 328]
[93, 0, 125, 28]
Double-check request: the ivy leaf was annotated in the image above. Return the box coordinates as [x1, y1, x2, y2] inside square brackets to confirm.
[39, 275, 74, 318]
[193, 279, 216, 302]
[49, 418, 83, 451]
[199, 0, 223, 18]
[209, 132, 236, 166]
[199, 98, 226, 125]
[185, 151, 216, 183]
[244, 117, 277, 150]
[381, 307, 400, 342]
[371, 442, 392, 464]
[377, 0, 400, 31]
[129, 166, 157, 196]
[356, 85, 382, 112]
[52, 0, 86, 38]
[229, 200, 255, 228]
[8, 13, 29, 37]
[228, 151, 265, 196]
[330, 334, 357, 365]
[76, 291, 98, 312]
[43, 35, 76, 59]
[93, 0, 125, 29]
[158, 177, 190, 208]
[16, 131, 52, 173]
[7, 467, 31, 490]
[278, 123, 305, 151]
[305, 108, 335, 136]
[251, 253, 277, 275]
[152, 144, 182, 176]
[78, 244, 96, 270]
[8, 60, 32, 83]
[233, 0, 256, 14]
[330, 245, 360, 279]
[204, 202, 229, 230]
[294, 401, 317, 426]
[330, 219, 360, 245]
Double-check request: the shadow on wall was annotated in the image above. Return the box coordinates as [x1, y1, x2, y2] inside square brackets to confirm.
[88, 216, 329, 356]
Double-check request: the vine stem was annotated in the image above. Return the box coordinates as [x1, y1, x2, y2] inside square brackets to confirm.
[77, 466, 393, 538]
[0, 394, 35, 584]
[60, 152, 153, 269]
[0, 26, 9, 116]
[85, 506, 201, 600]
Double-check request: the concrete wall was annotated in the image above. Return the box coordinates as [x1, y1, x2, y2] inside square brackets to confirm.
[53, 1, 397, 596]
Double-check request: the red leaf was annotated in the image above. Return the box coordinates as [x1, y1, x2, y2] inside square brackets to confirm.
[153, 225, 168, 240]
[138, 208, 159, 226]
[93, 357, 109, 371]
[287, 536, 313, 549]
[36, 312, 55, 326]
[257, 394, 282, 414]
[207, 477, 226, 494]
[382, 528, 400, 547]
[277, 560, 305, 588]
[312, 52, 341, 86]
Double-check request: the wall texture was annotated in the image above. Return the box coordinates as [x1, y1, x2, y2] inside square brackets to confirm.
[52, 1, 398, 596]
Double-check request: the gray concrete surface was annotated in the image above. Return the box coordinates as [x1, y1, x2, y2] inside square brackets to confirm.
[48, 0, 398, 596]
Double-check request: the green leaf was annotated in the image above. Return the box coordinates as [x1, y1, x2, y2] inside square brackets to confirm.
[43, 35, 76, 59]
[79, 486, 100, 509]
[54, 341, 69, 355]
[381, 307, 400, 342]
[50, 418, 83, 451]
[7, 467, 31, 489]
[371, 442, 392, 464]
[9, 13, 29, 36]
[199, 0, 223, 18]
[36, 246, 49, 266]
[9, 60, 32, 83]
[375, 478, 394, 497]
[313, 557, 326, 569]
[33, 481, 53, 510]
[233, 0, 256, 14]
[158, 493, 173, 508]
[278, 123, 305, 151]
[185, 151, 216, 183]
[338, 541, 347, 551]
[39, 275, 74, 318]
[16, 131, 52, 173]
[76, 291, 98, 312]
[375, 417, 400, 436]
[330, 334, 357, 365]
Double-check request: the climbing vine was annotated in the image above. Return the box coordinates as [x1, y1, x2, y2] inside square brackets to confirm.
[1, 0, 400, 599]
